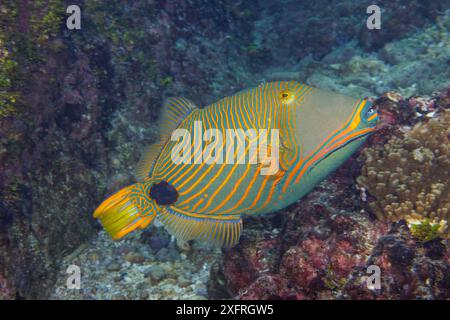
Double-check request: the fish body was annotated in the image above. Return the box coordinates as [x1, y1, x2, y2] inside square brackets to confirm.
[94, 81, 378, 246]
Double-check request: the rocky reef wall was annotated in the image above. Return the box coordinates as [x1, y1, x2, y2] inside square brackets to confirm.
[0, 0, 260, 300]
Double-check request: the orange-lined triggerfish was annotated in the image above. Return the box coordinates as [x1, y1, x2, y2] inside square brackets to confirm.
[94, 81, 378, 247]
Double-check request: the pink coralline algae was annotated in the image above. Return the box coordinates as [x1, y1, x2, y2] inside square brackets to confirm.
[342, 225, 450, 299]
[280, 237, 365, 294]
[0, 273, 14, 300]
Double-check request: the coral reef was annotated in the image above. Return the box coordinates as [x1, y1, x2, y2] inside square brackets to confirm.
[254, 1, 449, 65]
[341, 224, 449, 299]
[357, 109, 450, 241]
[209, 154, 449, 299]
[0, 0, 449, 299]
[282, 9, 450, 98]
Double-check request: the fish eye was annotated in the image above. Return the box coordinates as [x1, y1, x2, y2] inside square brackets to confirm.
[363, 104, 378, 123]
[280, 90, 294, 104]
[366, 106, 376, 117]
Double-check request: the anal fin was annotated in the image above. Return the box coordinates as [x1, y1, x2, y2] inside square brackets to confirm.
[159, 207, 242, 248]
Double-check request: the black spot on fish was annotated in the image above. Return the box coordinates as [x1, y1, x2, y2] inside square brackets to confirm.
[149, 181, 179, 205]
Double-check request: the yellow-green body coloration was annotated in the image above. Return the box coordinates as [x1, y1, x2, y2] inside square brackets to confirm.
[94, 81, 378, 247]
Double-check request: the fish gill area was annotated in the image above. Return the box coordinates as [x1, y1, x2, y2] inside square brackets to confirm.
[0, 0, 449, 299]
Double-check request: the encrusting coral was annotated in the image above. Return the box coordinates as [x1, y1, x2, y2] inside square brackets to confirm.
[357, 110, 450, 241]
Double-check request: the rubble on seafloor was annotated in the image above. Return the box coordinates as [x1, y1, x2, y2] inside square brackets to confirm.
[50, 228, 220, 300]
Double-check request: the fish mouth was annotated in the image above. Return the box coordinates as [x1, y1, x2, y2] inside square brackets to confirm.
[294, 126, 375, 183]
[329, 127, 374, 152]
[306, 127, 374, 172]
[326, 125, 375, 153]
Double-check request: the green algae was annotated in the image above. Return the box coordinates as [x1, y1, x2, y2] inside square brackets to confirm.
[0, 0, 66, 119]
[409, 218, 442, 243]
[0, 36, 19, 118]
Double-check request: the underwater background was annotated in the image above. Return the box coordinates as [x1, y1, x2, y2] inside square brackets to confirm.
[0, 0, 449, 299]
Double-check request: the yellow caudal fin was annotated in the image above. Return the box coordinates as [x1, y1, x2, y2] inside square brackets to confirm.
[93, 183, 157, 240]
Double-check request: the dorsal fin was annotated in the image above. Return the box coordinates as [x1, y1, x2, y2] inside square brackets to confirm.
[135, 97, 197, 181]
